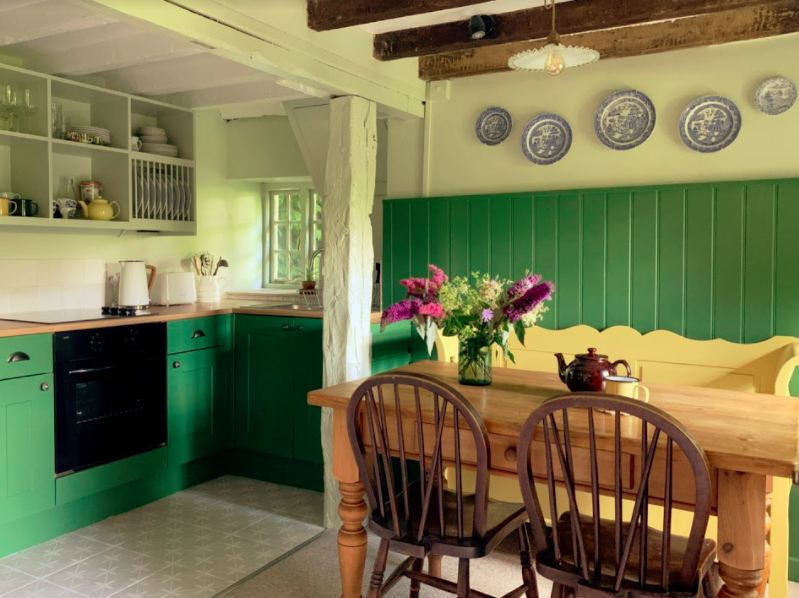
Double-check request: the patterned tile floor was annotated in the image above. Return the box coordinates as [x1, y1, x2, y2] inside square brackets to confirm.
[0, 476, 324, 598]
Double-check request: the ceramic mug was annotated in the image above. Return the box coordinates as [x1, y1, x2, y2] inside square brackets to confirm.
[130, 136, 142, 151]
[0, 198, 18, 216]
[11, 198, 38, 217]
[196, 275, 228, 303]
[605, 375, 650, 403]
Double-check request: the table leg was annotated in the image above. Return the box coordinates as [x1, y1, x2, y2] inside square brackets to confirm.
[332, 407, 368, 598]
[717, 471, 767, 598]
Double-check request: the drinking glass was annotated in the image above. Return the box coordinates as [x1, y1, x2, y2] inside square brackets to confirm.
[0, 84, 10, 131]
[51, 101, 62, 139]
[6, 85, 22, 132]
[22, 87, 38, 134]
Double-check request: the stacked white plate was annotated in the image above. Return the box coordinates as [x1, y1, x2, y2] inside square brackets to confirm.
[67, 125, 111, 145]
[141, 143, 179, 158]
[137, 126, 179, 158]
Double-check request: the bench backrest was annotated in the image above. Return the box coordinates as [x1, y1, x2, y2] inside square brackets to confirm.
[435, 325, 799, 396]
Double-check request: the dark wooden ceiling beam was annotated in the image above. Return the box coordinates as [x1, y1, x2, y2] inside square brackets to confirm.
[306, 0, 487, 32]
[375, 0, 786, 61]
[418, 1, 799, 80]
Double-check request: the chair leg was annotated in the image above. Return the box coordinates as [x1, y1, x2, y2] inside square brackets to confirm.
[409, 558, 423, 598]
[518, 524, 538, 598]
[428, 554, 442, 578]
[550, 583, 565, 598]
[457, 558, 470, 598]
[366, 539, 391, 598]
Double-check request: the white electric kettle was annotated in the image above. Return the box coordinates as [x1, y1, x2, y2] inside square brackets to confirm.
[118, 261, 157, 308]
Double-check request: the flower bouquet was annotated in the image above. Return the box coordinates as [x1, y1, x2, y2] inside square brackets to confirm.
[381, 265, 554, 385]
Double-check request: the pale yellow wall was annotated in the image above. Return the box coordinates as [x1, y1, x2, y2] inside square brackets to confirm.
[386, 118, 425, 199]
[0, 110, 263, 290]
[227, 116, 308, 181]
[426, 34, 799, 197]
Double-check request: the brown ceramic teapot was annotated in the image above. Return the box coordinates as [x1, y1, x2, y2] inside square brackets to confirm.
[555, 348, 631, 392]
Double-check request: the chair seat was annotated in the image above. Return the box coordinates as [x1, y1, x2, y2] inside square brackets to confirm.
[536, 512, 717, 595]
[369, 480, 528, 559]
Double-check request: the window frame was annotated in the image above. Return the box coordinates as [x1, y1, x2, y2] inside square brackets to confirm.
[262, 185, 322, 287]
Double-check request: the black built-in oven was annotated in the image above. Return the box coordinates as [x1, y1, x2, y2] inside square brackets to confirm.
[54, 323, 167, 475]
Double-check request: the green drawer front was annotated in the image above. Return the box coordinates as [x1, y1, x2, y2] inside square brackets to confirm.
[168, 315, 230, 354]
[0, 335, 53, 381]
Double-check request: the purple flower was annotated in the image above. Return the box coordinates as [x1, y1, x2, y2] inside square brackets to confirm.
[380, 299, 421, 330]
[507, 274, 542, 299]
[481, 308, 494, 322]
[503, 281, 554, 323]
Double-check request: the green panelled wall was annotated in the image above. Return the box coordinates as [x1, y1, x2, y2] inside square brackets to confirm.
[384, 177, 799, 580]
[384, 179, 799, 344]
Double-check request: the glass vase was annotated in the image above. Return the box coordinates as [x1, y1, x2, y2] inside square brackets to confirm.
[458, 337, 492, 386]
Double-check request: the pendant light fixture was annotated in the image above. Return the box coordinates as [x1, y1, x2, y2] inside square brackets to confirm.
[508, 0, 599, 75]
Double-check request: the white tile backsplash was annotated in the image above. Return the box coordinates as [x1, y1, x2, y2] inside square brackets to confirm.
[0, 260, 107, 315]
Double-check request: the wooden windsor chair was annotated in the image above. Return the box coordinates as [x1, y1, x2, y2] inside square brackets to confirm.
[347, 373, 538, 598]
[516, 394, 721, 598]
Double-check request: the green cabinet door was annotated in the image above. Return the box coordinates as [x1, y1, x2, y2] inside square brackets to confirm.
[292, 319, 323, 464]
[234, 315, 296, 457]
[167, 347, 232, 466]
[0, 373, 55, 523]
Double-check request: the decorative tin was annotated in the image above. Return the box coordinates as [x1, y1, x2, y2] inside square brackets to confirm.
[754, 77, 797, 115]
[678, 96, 741, 153]
[475, 107, 512, 146]
[521, 113, 572, 165]
[594, 90, 656, 150]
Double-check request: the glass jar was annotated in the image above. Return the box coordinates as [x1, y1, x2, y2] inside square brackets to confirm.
[458, 337, 492, 386]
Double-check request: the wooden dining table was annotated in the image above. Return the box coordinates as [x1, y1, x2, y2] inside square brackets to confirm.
[307, 360, 799, 598]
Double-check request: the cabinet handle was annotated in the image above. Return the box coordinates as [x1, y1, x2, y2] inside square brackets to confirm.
[172, 361, 181, 369]
[40, 382, 50, 392]
[7, 351, 30, 363]
[296, 325, 304, 331]
[504, 446, 517, 462]
[191, 330, 206, 339]
[282, 325, 291, 331]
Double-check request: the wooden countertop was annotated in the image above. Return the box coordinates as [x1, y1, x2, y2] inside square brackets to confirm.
[0, 300, 382, 338]
[308, 360, 799, 479]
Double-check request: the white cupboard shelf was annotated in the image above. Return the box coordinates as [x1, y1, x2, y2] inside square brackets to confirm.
[0, 62, 196, 236]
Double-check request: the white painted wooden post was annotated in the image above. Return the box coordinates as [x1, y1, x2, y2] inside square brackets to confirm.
[320, 96, 377, 527]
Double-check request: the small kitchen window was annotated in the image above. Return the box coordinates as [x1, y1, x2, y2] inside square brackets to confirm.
[266, 189, 323, 285]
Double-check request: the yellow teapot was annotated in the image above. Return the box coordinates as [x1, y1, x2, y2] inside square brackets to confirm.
[78, 198, 120, 221]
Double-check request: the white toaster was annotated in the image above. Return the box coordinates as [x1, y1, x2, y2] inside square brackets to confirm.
[150, 271, 197, 306]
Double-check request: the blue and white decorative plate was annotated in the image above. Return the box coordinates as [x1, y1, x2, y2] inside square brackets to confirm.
[678, 96, 741, 153]
[755, 77, 797, 115]
[521, 113, 572, 165]
[475, 107, 512, 146]
[594, 90, 656, 150]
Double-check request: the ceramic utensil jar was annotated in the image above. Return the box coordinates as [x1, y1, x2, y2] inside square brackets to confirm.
[196, 275, 228, 303]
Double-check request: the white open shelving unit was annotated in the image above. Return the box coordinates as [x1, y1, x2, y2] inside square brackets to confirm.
[0, 62, 196, 236]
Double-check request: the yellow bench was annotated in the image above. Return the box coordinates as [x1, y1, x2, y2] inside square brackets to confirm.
[436, 325, 799, 598]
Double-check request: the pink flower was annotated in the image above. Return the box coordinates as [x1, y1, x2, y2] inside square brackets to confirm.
[503, 281, 554, 323]
[507, 274, 542, 299]
[380, 299, 421, 330]
[418, 303, 444, 318]
[481, 308, 494, 322]
[400, 277, 440, 296]
[428, 264, 448, 287]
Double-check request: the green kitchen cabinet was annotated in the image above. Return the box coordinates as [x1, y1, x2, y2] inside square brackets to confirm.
[0, 373, 55, 523]
[234, 315, 323, 464]
[291, 319, 324, 464]
[167, 347, 232, 466]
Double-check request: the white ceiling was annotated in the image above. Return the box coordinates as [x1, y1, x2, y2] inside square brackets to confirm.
[360, 0, 566, 34]
[0, 0, 313, 109]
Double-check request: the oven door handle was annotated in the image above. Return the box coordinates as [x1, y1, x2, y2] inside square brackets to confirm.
[68, 365, 117, 375]
[7, 351, 30, 363]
